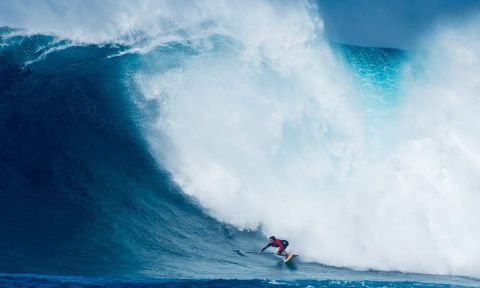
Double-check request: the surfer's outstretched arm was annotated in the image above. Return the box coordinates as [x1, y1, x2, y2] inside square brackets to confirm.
[259, 243, 272, 253]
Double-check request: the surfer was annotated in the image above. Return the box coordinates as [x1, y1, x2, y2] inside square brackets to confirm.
[259, 236, 289, 259]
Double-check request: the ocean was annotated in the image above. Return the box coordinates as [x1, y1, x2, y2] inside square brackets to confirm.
[1, 2, 480, 287]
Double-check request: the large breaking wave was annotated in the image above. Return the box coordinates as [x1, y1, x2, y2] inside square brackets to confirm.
[1, 0, 480, 281]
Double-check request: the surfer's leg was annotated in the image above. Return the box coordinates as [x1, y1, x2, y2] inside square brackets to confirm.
[281, 241, 289, 258]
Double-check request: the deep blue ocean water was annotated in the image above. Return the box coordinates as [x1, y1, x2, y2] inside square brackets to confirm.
[0, 274, 479, 288]
[1, 26, 480, 287]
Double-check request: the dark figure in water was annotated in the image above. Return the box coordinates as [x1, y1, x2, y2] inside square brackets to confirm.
[259, 236, 289, 259]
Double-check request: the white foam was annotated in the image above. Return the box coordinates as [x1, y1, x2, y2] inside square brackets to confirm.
[136, 3, 480, 277]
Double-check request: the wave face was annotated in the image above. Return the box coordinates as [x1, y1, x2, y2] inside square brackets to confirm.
[1, 0, 480, 282]
[0, 27, 269, 278]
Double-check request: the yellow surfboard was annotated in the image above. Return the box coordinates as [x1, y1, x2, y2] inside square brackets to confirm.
[284, 254, 297, 263]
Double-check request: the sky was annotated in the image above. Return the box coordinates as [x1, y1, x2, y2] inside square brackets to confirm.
[316, 0, 480, 48]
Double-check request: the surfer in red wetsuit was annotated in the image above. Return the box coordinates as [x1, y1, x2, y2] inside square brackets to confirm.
[259, 236, 289, 259]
